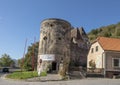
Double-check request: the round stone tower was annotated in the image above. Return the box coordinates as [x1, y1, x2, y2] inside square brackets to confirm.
[37, 18, 71, 75]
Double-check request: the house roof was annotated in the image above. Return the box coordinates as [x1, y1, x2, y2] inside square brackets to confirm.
[97, 37, 120, 52]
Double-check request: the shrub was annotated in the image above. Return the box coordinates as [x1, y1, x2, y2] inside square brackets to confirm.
[89, 60, 96, 72]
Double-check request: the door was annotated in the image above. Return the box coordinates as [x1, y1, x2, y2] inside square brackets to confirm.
[52, 62, 57, 70]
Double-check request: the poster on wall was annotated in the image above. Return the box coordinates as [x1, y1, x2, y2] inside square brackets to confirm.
[39, 54, 55, 61]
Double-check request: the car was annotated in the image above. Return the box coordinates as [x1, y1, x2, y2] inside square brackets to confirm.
[2, 68, 9, 73]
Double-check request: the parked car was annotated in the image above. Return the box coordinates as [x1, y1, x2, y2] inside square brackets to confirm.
[2, 68, 9, 73]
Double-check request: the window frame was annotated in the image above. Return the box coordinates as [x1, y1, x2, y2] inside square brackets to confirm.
[96, 46, 98, 52]
[112, 58, 120, 68]
[91, 48, 94, 53]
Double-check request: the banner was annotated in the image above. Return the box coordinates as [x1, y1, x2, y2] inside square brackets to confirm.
[39, 54, 55, 61]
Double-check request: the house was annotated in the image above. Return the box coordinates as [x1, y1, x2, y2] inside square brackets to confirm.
[87, 37, 120, 78]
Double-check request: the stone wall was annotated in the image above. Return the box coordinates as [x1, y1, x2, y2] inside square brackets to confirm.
[37, 18, 90, 75]
[70, 27, 90, 67]
[38, 18, 71, 73]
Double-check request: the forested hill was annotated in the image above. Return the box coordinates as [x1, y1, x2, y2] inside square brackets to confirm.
[88, 22, 120, 42]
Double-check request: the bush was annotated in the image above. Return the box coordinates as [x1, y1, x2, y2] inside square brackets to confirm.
[40, 71, 47, 76]
[89, 60, 96, 72]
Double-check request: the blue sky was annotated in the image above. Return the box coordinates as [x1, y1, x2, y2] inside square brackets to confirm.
[0, 0, 120, 59]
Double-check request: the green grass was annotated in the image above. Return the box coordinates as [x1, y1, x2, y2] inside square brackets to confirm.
[40, 71, 47, 76]
[6, 71, 47, 79]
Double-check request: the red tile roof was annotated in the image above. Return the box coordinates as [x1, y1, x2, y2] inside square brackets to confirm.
[97, 37, 120, 51]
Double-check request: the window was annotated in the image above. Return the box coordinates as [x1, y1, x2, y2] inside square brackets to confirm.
[113, 58, 120, 68]
[43, 36, 47, 40]
[50, 24, 54, 27]
[58, 37, 61, 40]
[91, 48, 94, 53]
[96, 46, 98, 52]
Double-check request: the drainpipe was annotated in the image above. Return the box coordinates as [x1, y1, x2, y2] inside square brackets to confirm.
[102, 52, 106, 78]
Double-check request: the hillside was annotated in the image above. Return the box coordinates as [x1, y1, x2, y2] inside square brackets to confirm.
[88, 22, 120, 42]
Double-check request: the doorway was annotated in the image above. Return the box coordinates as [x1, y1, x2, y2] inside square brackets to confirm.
[52, 62, 57, 71]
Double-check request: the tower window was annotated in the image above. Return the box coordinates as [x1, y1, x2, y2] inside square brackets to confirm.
[43, 36, 47, 40]
[58, 37, 61, 40]
[50, 24, 54, 27]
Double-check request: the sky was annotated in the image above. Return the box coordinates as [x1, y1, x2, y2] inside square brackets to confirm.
[0, 0, 120, 59]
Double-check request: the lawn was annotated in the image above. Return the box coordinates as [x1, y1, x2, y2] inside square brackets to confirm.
[6, 71, 47, 79]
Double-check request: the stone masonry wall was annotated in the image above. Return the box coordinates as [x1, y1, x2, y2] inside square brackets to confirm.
[37, 18, 90, 75]
[37, 18, 71, 74]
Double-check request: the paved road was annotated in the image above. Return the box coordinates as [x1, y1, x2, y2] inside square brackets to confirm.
[0, 70, 120, 85]
[0, 69, 120, 85]
[0, 77, 120, 85]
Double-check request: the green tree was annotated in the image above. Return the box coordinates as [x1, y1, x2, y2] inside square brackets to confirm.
[19, 42, 39, 71]
[18, 58, 23, 68]
[89, 60, 96, 72]
[115, 26, 120, 36]
[0, 53, 15, 67]
[91, 29, 98, 35]
[88, 22, 120, 42]
[103, 32, 111, 37]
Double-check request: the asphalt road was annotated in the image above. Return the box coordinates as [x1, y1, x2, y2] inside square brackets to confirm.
[0, 76, 120, 85]
[0, 69, 120, 85]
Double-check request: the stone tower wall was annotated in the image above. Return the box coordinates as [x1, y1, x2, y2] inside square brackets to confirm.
[38, 18, 71, 72]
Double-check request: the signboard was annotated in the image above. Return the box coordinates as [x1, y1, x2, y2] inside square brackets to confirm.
[39, 54, 55, 61]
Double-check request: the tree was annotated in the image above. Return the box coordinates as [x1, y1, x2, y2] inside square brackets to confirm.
[115, 26, 120, 36]
[87, 22, 120, 42]
[103, 32, 111, 37]
[91, 29, 98, 35]
[19, 42, 39, 71]
[89, 60, 96, 72]
[0, 53, 15, 67]
[18, 58, 23, 68]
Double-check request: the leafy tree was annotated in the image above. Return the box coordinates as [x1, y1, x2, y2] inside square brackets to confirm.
[88, 22, 120, 42]
[115, 26, 120, 36]
[18, 58, 23, 68]
[19, 42, 39, 71]
[103, 32, 111, 37]
[89, 60, 96, 72]
[0, 53, 15, 67]
[91, 29, 98, 35]
[98, 28, 103, 32]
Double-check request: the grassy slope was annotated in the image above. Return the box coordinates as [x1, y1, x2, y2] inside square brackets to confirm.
[88, 22, 120, 42]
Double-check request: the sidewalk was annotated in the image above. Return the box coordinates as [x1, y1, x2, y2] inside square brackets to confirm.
[26, 74, 62, 82]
